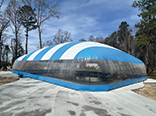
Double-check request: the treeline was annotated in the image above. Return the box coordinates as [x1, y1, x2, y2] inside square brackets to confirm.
[79, 21, 135, 56]
[0, 0, 156, 74]
[77, 0, 156, 74]
[0, 0, 61, 69]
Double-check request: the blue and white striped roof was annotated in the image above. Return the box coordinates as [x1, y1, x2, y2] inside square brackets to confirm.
[17, 41, 143, 63]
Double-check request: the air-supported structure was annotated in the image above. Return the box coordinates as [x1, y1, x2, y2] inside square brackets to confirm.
[12, 41, 147, 91]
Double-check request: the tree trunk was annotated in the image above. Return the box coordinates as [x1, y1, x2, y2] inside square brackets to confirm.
[6, 52, 8, 63]
[145, 45, 149, 64]
[25, 28, 28, 54]
[145, 44, 149, 73]
[38, 26, 42, 49]
[15, 31, 18, 60]
[0, 35, 2, 68]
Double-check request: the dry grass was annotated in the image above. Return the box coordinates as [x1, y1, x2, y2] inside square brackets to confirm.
[133, 84, 156, 101]
[0, 76, 19, 85]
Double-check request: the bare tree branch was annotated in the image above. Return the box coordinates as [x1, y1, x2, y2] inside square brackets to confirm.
[33, 0, 61, 48]
[53, 29, 72, 45]
[21, 0, 32, 6]
[22, 0, 61, 48]
[6, 0, 23, 60]
[0, 0, 4, 9]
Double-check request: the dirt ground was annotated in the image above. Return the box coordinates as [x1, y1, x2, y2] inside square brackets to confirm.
[133, 84, 156, 101]
[0, 76, 19, 85]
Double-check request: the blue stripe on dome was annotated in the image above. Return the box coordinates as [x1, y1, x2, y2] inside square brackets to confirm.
[22, 50, 37, 61]
[16, 57, 20, 61]
[50, 41, 83, 60]
[74, 47, 143, 63]
[33, 45, 56, 60]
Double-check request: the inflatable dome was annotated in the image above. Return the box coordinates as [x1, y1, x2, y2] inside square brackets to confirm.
[12, 41, 147, 91]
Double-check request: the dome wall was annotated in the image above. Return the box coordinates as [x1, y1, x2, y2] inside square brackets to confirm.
[12, 41, 147, 91]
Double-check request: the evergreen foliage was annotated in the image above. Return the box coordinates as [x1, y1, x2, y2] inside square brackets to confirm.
[17, 5, 37, 54]
[132, 0, 156, 73]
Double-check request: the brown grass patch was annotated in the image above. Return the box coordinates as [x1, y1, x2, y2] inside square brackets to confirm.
[133, 84, 156, 101]
[0, 76, 19, 85]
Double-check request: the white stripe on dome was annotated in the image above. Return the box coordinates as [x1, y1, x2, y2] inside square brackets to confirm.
[17, 54, 28, 61]
[27, 47, 48, 61]
[60, 42, 118, 60]
[41, 42, 70, 60]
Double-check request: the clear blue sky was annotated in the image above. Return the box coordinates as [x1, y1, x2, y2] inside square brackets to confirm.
[2, 0, 140, 53]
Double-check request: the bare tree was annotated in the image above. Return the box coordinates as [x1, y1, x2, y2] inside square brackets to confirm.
[42, 40, 53, 47]
[88, 35, 104, 43]
[88, 35, 95, 42]
[22, 0, 61, 48]
[0, 16, 9, 68]
[34, 0, 60, 48]
[79, 38, 86, 41]
[2, 45, 11, 63]
[95, 37, 104, 43]
[0, 0, 4, 9]
[6, 0, 22, 60]
[11, 38, 24, 62]
[21, 0, 32, 6]
[0, 2, 10, 68]
[53, 29, 72, 45]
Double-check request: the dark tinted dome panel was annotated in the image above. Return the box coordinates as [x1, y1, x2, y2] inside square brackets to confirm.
[12, 41, 147, 91]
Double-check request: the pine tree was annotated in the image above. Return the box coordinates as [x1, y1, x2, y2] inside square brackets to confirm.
[17, 5, 37, 54]
[132, 0, 156, 73]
